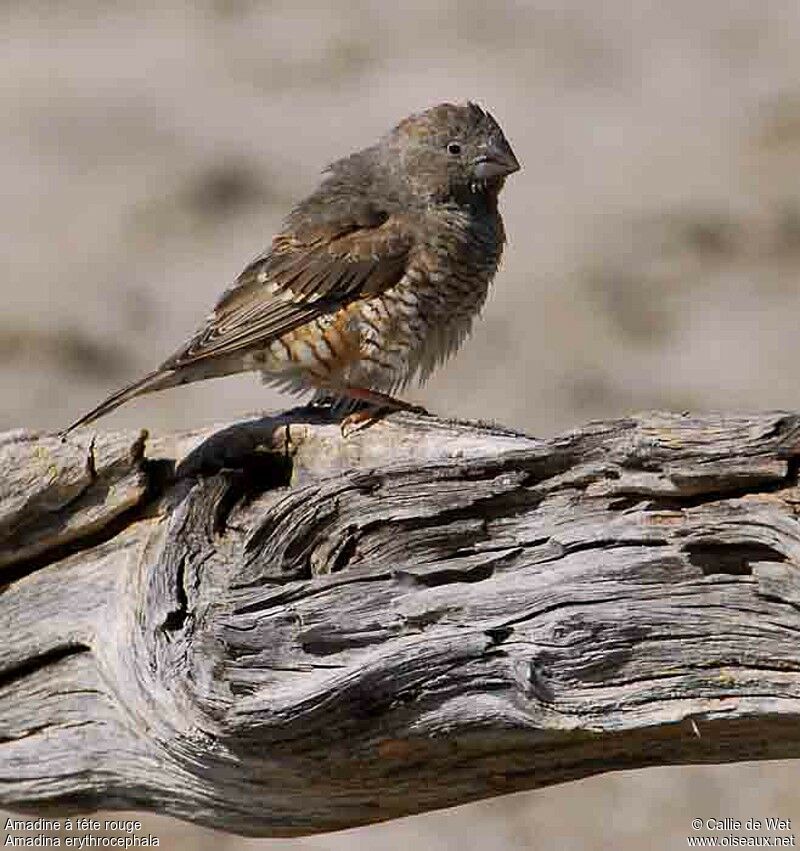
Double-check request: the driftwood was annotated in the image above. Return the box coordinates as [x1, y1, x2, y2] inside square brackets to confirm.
[2, 407, 800, 837]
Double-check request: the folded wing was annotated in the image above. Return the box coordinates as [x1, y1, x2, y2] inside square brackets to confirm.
[61, 209, 415, 436]
[163, 212, 414, 369]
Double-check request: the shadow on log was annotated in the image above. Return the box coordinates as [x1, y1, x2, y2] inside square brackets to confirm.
[2, 408, 800, 836]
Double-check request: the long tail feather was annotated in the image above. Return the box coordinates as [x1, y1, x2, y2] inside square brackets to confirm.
[60, 369, 178, 438]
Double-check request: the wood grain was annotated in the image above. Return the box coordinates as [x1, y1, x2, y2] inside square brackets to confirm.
[2, 409, 800, 836]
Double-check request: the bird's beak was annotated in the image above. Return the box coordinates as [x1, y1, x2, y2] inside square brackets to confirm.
[473, 140, 521, 179]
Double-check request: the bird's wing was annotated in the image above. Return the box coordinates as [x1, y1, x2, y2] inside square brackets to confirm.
[162, 211, 415, 369]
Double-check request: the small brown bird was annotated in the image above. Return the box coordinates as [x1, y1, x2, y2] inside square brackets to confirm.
[62, 102, 519, 435]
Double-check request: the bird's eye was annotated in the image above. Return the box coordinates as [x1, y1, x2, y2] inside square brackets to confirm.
[447, 142, 462, 155]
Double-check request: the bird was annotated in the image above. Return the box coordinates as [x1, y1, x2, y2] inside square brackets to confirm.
[61, 102, 520, 437]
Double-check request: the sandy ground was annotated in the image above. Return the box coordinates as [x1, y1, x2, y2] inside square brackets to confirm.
[4, 1, 800, 848]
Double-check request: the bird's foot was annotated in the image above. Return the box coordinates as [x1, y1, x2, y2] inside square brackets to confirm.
[337, 388, 428, 437]
[340, 405, 429, 437]
[340, 406, 392, 437]
[340, 385, 428, 415]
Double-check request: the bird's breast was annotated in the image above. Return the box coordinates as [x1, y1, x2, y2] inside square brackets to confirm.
[348, 209, 504, 388]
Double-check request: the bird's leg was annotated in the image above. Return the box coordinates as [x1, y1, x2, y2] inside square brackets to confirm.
[338, 386, 428, 436]
[342, 386, 428, 414]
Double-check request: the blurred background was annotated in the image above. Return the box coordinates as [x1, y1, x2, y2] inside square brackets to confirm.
[3, 0, 800, 848]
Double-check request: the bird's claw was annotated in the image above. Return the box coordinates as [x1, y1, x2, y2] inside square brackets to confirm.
[339, 401, 430, 437]
[340, 407, 387, 437]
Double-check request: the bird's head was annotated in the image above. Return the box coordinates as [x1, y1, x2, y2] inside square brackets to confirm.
[384, 102, 520, 205]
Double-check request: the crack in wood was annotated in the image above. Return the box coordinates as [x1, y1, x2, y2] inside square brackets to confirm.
[0, 643, 90, 690]
[0, 455, 173, 584]
[685, 541, 787, 576]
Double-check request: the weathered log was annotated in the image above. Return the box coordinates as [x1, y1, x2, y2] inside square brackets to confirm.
[2, 408, 800, 837]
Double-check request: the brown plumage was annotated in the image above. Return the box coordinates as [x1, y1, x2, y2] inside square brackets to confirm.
[62, 102, 520, 435]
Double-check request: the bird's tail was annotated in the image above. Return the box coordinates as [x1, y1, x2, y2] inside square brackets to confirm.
[60, 368, 179, 439]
